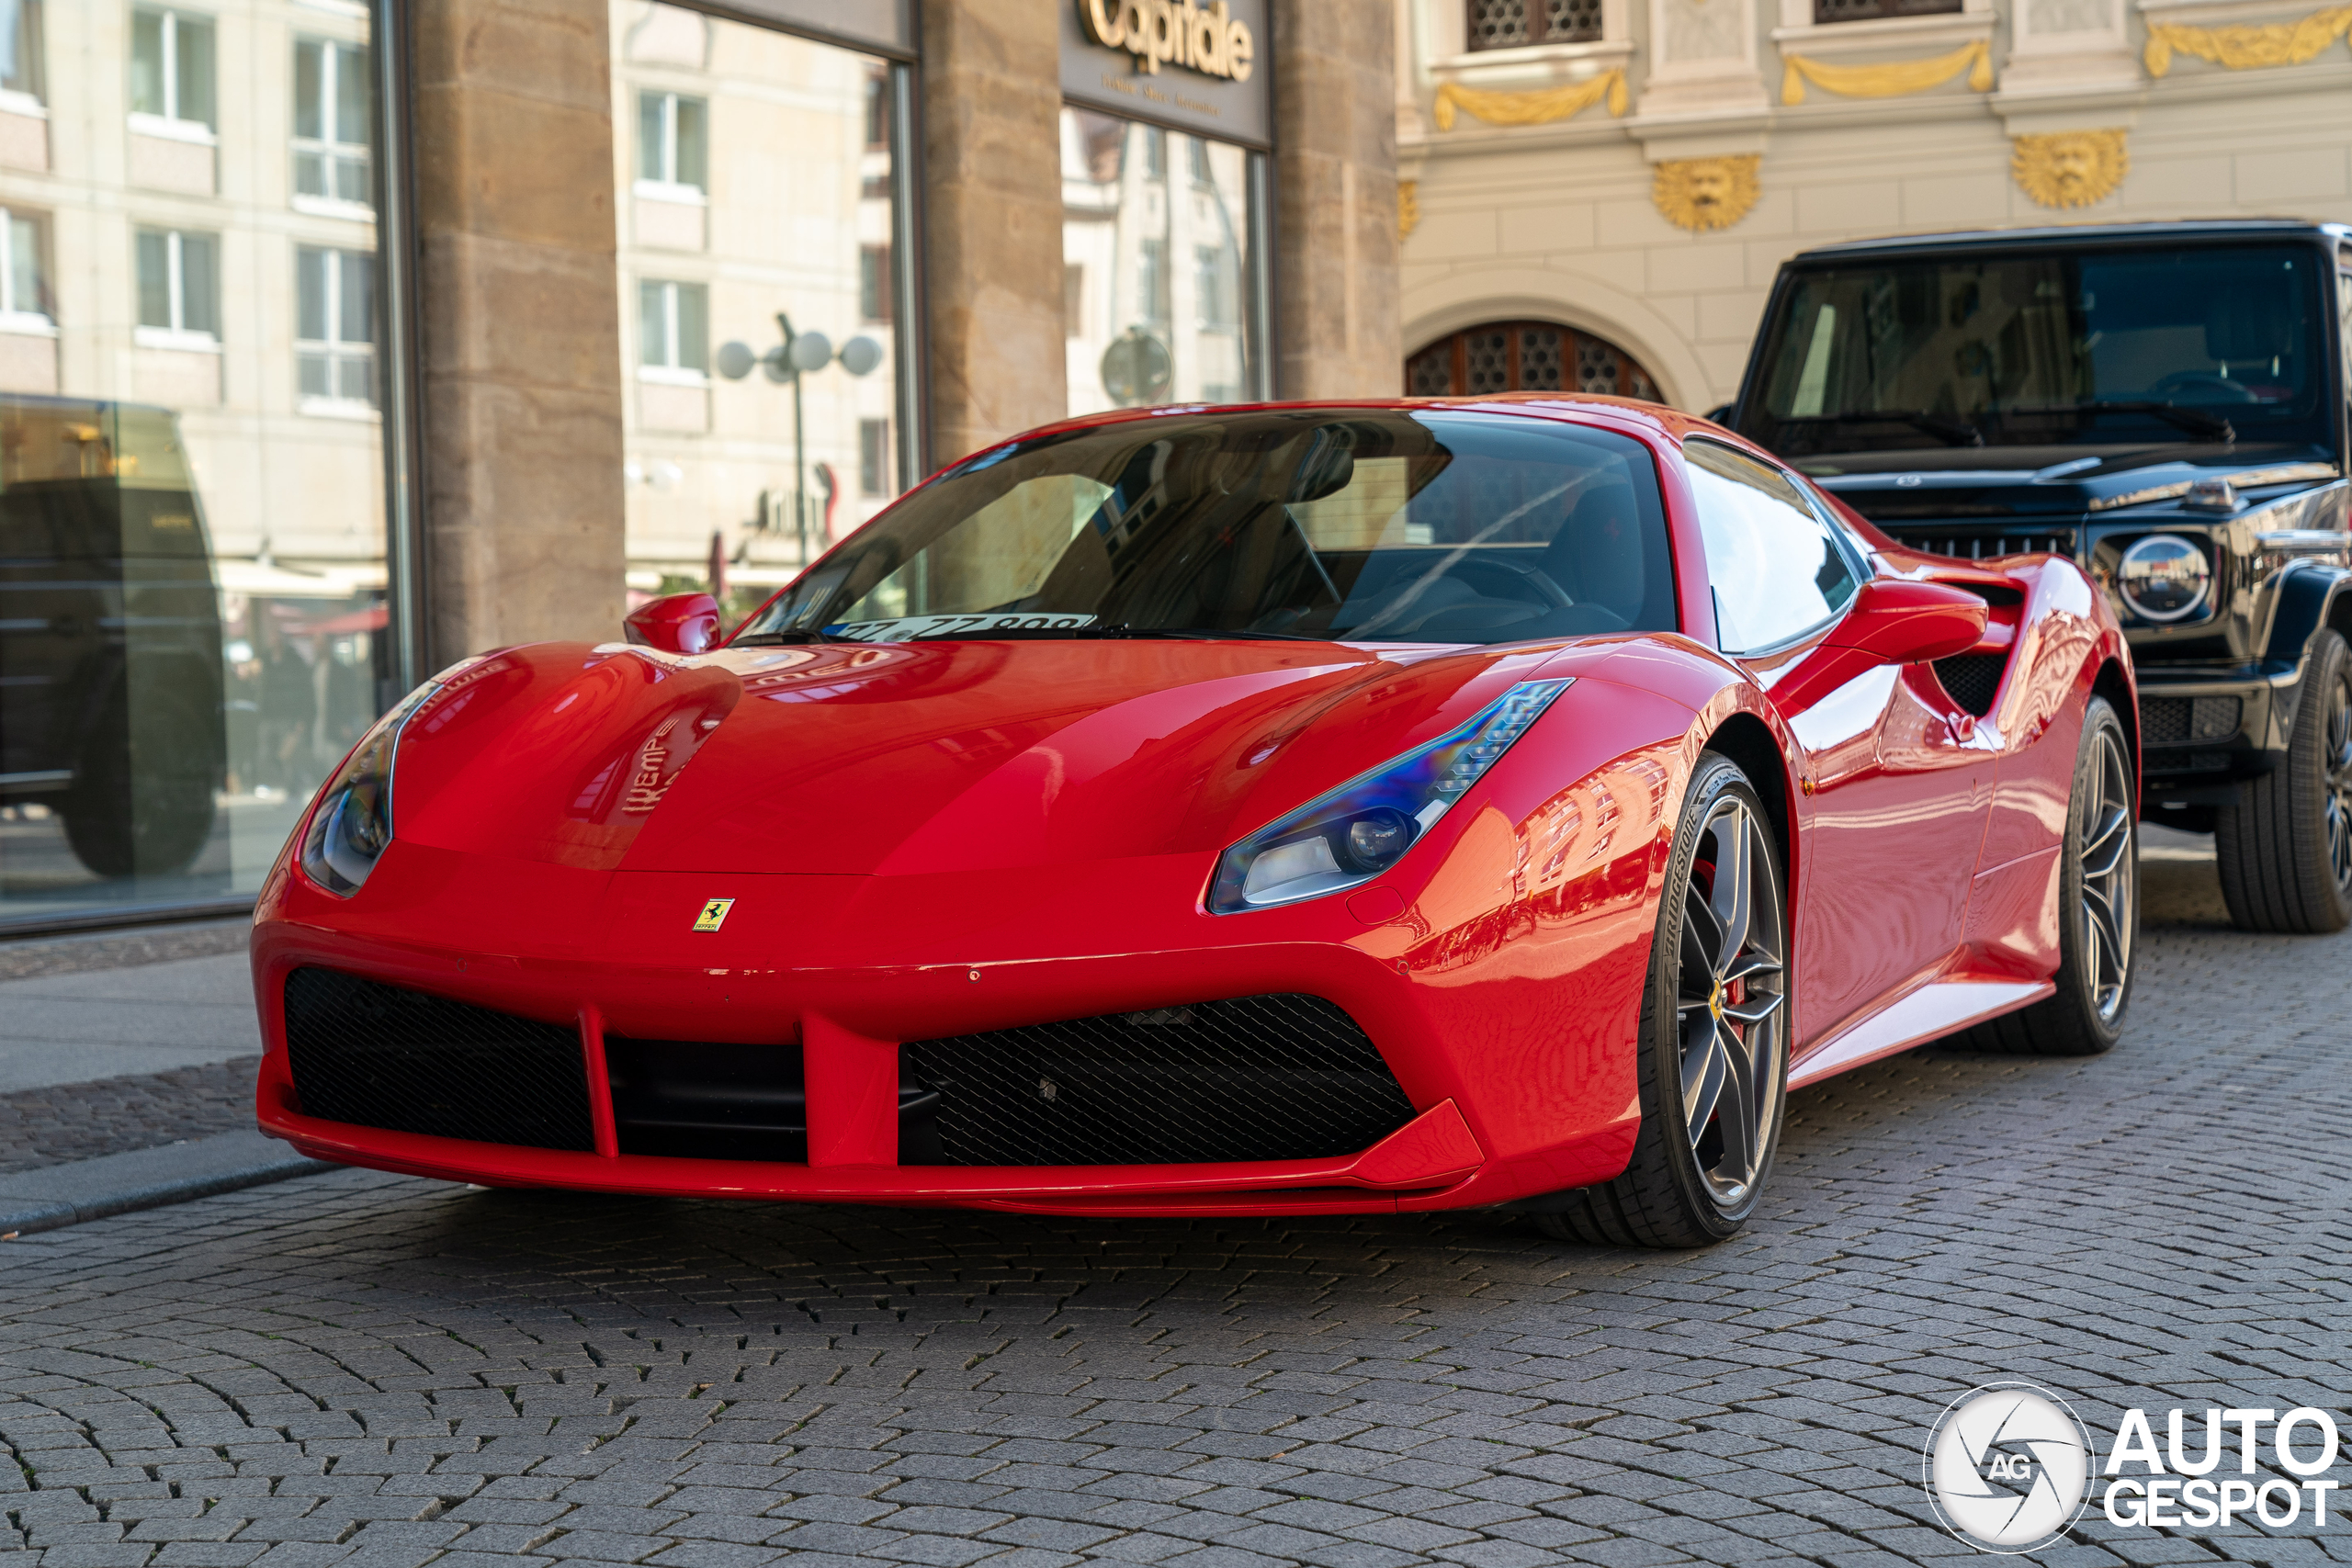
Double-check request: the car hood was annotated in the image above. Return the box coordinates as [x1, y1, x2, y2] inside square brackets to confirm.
[389, 637, 1590, 876]
[1803, 442, 2338, 525]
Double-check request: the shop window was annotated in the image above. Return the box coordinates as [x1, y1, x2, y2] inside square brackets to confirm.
[0, 207, 51, 327]
[637, 90, 707, 197]
[135, 227, 218, 343]
[293, 39, 370, 210]
[638, 278, 708, 378]
[1466, 0, 1601, 51]
[130, 8, 215, 133]
[1061, 108, 1267, 415]
[0, 0, 42, 107]
[1406, 321, 1660, 401]
[1814, 0, 1961, 18]
[297, 245, 374, 411]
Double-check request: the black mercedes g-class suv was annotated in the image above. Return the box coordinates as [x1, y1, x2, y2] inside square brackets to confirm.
[1722, 220, 2352, 933]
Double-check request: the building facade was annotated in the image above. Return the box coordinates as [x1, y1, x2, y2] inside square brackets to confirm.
[0, 0, 1401, 934]
[1396, 0, 2352, 409]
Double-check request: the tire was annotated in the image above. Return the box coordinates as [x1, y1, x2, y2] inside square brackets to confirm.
[61, 684, 219, 879]
[1531, 753, 1790, 1248]
[2216, 628, 2352, 933]
[1960, 695, 2137, 1056]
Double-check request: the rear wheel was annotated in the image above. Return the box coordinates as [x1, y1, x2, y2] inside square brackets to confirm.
[2216, 628, 2352, 933]
[1530, 753, 1788, 1248]
[1960, 695, 2136, 1055]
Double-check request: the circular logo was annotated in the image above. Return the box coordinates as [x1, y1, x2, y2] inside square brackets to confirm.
[1922, 1384, 2092, 1553]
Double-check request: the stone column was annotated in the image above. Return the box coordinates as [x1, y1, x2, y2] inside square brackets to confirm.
[1272, 0, 1402, 398]
[410, 0, 627, 662]
[921, 0, 1069, 470]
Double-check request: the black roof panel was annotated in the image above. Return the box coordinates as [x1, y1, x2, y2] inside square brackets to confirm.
[1788, 220, 2349, 265]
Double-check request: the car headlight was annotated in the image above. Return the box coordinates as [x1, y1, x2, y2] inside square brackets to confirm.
[297, 663, 472, 897]
[2117, 534, 2211, 623]
[1208, 678, 1573, 914]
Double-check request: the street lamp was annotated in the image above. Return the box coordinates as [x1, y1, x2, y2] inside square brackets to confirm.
[716, 313, 883, 565]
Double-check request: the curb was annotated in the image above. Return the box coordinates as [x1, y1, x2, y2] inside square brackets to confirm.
[0, 1129, 334, 1237]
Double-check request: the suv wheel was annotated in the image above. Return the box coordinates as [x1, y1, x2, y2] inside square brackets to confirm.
[62, 685, 219, 879]
[2217, 627, 2352, 933]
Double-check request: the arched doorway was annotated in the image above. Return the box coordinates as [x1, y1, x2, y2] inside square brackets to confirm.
[1406, 321, 1661, 402]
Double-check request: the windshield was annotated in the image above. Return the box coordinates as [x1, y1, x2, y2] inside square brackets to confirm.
[738, 409, 1678, 646]
[1740, 243, 2329, 457]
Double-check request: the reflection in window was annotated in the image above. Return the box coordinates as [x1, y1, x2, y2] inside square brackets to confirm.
[0, 0, 42, 104]
[859, 418, 889, 496]
[293, 39, 370, 208]
[297, 246, 375, 408]
[1684, 440, 1859, 653]
[130, 8, 215, 130]
[135, 227, 217, 339]
[859, 243, 889, 323]
[638, 278, 707, 377]
[637, 91, 707, 195]
[0, 207, 50, 325]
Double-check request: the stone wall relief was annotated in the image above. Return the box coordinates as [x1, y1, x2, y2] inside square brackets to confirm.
[2010, 129, 2130, 207]
[1652, 155, 1763, 231]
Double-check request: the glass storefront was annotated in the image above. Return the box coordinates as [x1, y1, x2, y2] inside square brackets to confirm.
[1061, 109, 1268, 417]
[0, 0, 392, 930]
[610, 1, 914, 626]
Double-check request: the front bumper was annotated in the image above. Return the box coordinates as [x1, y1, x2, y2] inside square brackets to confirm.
[251, 835, 1654, 1216]
[2132, 663, 2296, 799]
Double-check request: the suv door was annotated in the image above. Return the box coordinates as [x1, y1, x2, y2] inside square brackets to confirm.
[1684, 439, 1994, 1050]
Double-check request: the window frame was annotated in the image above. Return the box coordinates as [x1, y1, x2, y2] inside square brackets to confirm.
[292, 34, 372, 218]
[1464, 0, 1604, 52]
[296, 243, 378, 415]
[634, 88, 708, 204]
[0, 0, 44, 110]
[129, 6, 217, 141]
[0, 206, 52, 333]
[636, 276, 708, 383]
[132, 225, 220, 348]
[1683, 436, 1866, 656]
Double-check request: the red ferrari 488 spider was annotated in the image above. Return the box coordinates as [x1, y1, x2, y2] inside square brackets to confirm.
[254, 399, 2135, 1246]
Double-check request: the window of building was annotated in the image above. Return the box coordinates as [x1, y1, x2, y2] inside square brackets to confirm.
[293, 39, 370, 209]
[1814, 0, 1961, 18]
[1406, 321, 1660, 400]
[859, 243, 889, 323]
[134, 227, 218, 342]
[637, 91, 707, 197]
[1465, 0, 1602, 51]
[0, 0, 42, 106]
[297, 245, 374, 410]
[864, 71, 888, 150]
[1061, 109, 1266, 415]
[859, 418, 889, 496]
[0, 208, 51, 328]
[638, 278, 708, 378]
[130, 8, 215, 133]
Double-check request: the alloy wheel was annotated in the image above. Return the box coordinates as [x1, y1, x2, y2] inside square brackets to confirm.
[2325, 671, 2352, 897]
[1673, 797, 1786, 1209]
[2078, 722, 2137, 1023]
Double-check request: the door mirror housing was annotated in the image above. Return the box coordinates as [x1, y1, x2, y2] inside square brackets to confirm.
[625, 592, 723, 655]
[1769, 578, 1988, 717]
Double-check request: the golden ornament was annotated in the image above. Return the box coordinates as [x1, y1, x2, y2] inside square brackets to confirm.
[1398, 180, 1420, 242]
[1780, 39, 1993, 104]
[1653, 155, 1761, 232]
[2144, 4, 2352, 75]
[1431, 70, 1628, 130]
[2011, 130, 2129, 209]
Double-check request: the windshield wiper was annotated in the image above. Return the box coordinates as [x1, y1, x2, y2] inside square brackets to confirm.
[1998, 400, 2235, 444]
[1780, 410, 1984, 446]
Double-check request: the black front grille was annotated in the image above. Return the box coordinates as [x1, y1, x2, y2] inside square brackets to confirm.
[1892, 529, 2076, 561]
[605, 1036, 807, 1161]
[903, 995, 1417, 1167]
[1933, 653, 2006, 716]
[2142, 694, 2241, 748]
[283, 967, 594, 1151]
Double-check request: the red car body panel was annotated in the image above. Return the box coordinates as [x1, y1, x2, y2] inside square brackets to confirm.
[251, 396, 2134, 1214]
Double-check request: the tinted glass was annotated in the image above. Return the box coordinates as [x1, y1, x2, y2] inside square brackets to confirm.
[1744, 244, 2328, 456]
[740, 409, 1677, 647]
[1687, 440, 1859, 653]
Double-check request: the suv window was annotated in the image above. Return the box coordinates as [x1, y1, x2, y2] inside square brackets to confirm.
[1686, 439, 1860, 653]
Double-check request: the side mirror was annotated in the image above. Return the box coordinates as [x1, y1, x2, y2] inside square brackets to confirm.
[625, 592, 723, 655]
[1769, 578, 1987, 716]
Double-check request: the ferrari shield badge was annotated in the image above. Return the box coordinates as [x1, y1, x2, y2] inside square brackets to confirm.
[692, 898, 735, 932]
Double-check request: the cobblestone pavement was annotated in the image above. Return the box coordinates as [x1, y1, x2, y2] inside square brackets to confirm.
[0, 1058, 261, 1177]
[0, 851, 2346, 1568]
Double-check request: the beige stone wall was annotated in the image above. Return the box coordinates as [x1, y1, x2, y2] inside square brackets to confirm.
[922, 0, 1069, 468]
[413, 0, 628, 660]
[1397, 0, 2352, 412]
[1273, 0, 1404, 398]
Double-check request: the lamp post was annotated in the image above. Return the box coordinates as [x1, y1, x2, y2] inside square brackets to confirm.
[716, 315, 883, 565]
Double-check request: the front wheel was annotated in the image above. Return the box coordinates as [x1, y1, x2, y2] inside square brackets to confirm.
[2216, 628, 2352, 933]
[1531, 752, 1790, 1248]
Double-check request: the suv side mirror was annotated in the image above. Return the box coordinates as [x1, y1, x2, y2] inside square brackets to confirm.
[624, 592, 723, 655]
[1769, 578, 1987, 717]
